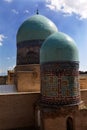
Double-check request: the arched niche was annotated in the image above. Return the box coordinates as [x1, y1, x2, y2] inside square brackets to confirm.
[67, 117, 74, 130]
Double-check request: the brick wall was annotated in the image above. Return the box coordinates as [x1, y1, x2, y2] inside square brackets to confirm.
[80, 89, 87, 105]
[0, 76, 7, 85]
[0, 90, 87, 130]
[0, 92, 40, 130]
[79, 74, 87, 89]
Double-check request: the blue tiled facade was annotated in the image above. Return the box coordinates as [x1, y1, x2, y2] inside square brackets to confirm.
[41, 61, 80, 106]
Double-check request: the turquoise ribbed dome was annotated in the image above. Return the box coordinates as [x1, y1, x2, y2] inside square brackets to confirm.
[40, 32, 79, 63]
[17, 14, 58, 43]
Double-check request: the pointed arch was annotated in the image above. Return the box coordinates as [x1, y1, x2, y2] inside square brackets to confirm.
[67, 117, 74, 130]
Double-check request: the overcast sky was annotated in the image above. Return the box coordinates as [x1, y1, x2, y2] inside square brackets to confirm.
[0, 0, 87, 75]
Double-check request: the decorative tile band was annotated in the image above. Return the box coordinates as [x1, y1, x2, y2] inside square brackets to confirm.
[17, 40, 44, 65]
[40, 61, 81, 106]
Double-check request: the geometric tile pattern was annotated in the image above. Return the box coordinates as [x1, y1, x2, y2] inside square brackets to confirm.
[40, 61, 81, 106]
[17, 40, 44, 65]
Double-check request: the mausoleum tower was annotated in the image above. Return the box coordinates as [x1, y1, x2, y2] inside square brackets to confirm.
[40, 32, 81, 106]
[15, 14, 58, 92]
[17, 14, 58, 65]
[40, 32, 82, 130]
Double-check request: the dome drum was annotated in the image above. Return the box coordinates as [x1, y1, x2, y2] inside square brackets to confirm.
[17, 40, 43, 65]
[40, 61, 80, 106]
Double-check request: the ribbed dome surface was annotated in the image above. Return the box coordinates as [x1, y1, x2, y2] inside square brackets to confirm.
[17, 14, 58, 43]
[40, 32, 79, 63]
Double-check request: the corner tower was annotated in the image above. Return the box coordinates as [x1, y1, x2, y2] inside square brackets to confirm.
[15, 14, 58, 92]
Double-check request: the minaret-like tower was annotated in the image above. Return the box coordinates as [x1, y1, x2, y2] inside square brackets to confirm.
[40, 32, 83, 130]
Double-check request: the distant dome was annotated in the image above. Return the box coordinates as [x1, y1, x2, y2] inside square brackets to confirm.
[40, 32, 79, 63]
[16, 14, 58, 65]
[40, 32, 80, 106]
[17, 14, 58, 43]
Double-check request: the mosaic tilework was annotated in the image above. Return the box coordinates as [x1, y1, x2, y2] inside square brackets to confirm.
[40, 61, 81, 105]
[17, 40, 44, 65]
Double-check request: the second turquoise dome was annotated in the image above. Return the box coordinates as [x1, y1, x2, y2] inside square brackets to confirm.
[40, 32, 79, 63]
[17, 14, 58, 43]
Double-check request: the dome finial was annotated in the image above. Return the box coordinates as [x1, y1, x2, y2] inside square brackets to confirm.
[36, 9, 39, 15]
